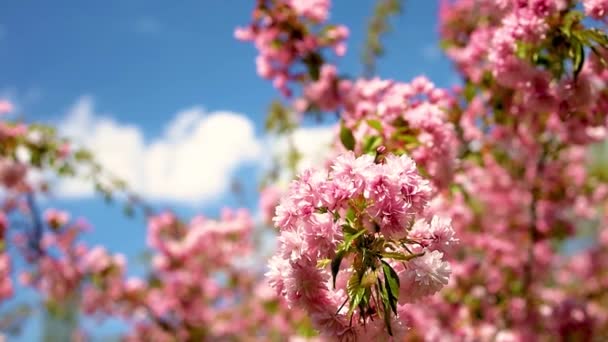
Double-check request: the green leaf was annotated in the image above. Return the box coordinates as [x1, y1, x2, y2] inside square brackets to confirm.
[346, 270, 364, 316]
[377, 279, 394, 336]
[339, 124, 356, 151]
[315, 207, 328, 214]
[317, 258, 331, 268]
[515, 41, 529, 59]
[345, 207, 356, 225]
[331, 250, 346, 289]
[341, 223, 358, 236]
[303, 52, 323, 81]
[394, 133, 418, 144]
[383, 300, 393, 336]
[572, 39, 585, 79]
[347, 271, 362, 296]
[581, 28, 608, 46]
[332, 209, 341, 222]
[74, 149, 93, 162]
[265, 100, 296, 133]
[382, 261, 400, 296]
[562, 10, 583, 37]
[343, 228, 366, 247]
[381, 260, 400, 314]
[57, 163, 76, 177]
[381, 251, 425, 261]
[362, 135, 382, 155]
[270, 39, 282, 49]
[463, 81, 477, 102]
[360, 269, 377, 288]
[366, 119, 383, 133]
[348, 286, 366, 316]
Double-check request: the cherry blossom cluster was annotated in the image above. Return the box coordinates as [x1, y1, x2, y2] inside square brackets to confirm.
[292, 68, 460, 187]
[18, 209, 126, 311]
[583, 0, 608, 19]
[392, 0, 608, 339]
[0, 214, 11, 301]
[338, 76, 459, 188]
[259, 185, 283, 225]
[49, 208, 314, 340]
[12, 203, 302, 339]
[1, 0, 607, 340]
[235, 0, 348, 96]
[268, 152, 456, 340]
[0, 103, 317, 339]
[239, 0, 608, 340]
[441, 0, 608, 145]
[0, 105, 33, 305]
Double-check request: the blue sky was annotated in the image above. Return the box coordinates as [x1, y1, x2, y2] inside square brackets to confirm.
[0, 1, 458, 340]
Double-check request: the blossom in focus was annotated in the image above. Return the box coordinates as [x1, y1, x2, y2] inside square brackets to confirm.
[268, 152, 455, 339]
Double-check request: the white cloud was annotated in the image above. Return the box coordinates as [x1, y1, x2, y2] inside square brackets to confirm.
[288, 125, 336, 172]
[57, 96, 261, 204]
[266, 124, 336, 186]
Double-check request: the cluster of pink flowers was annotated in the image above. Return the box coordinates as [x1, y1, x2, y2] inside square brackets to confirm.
[53, 208, 312, 340]
[392, 0, 608, 339]
[0, 157, 27, 191]
[268, 152, 456, 339]
[288, 0, 330, 22]
[235, 0, 348, 96]
[296, 64, 342, 112]
[583, 0, 608, 19]
[339, 77, 459, 187]
[0, 247, 12, 301]
[147, 208, 252, 270]
[0, 108, 30, 305]
[0, 101, 26, 142]
[239, 0, 608, 339]
[259, 185, 283, 224]
[0, 109, 318, 339]
[11, 200, 309, 339]
[443, 0, 608, 144]
[294, 71, 459, 187]
[19, 211, 114, 304]
[1, 0, 607, 340]
[44, 208, 70, 230]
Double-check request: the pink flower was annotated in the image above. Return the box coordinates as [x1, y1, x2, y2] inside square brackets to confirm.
[58, 143, 71, 159]
[44, 209, 70, 229]
[0, 158, 27, 189]
[398, 251, 451, 302]
[233, 27, 254, 41]
[236, 0, 347, 96]
[0, 100, 13, 114]
[583, 0, 608, 19]
[409, 216, 458, 253]
[288, 0, 330, 22]
[259, 186, 283, 225]
[80, 246, 112, 273]
[302, 64, 341, 111]
[0, 212, 7, 238]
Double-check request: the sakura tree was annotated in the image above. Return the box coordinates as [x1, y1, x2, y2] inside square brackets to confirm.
[238, 0, 608, 340]
[1, 0, 607, 341]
